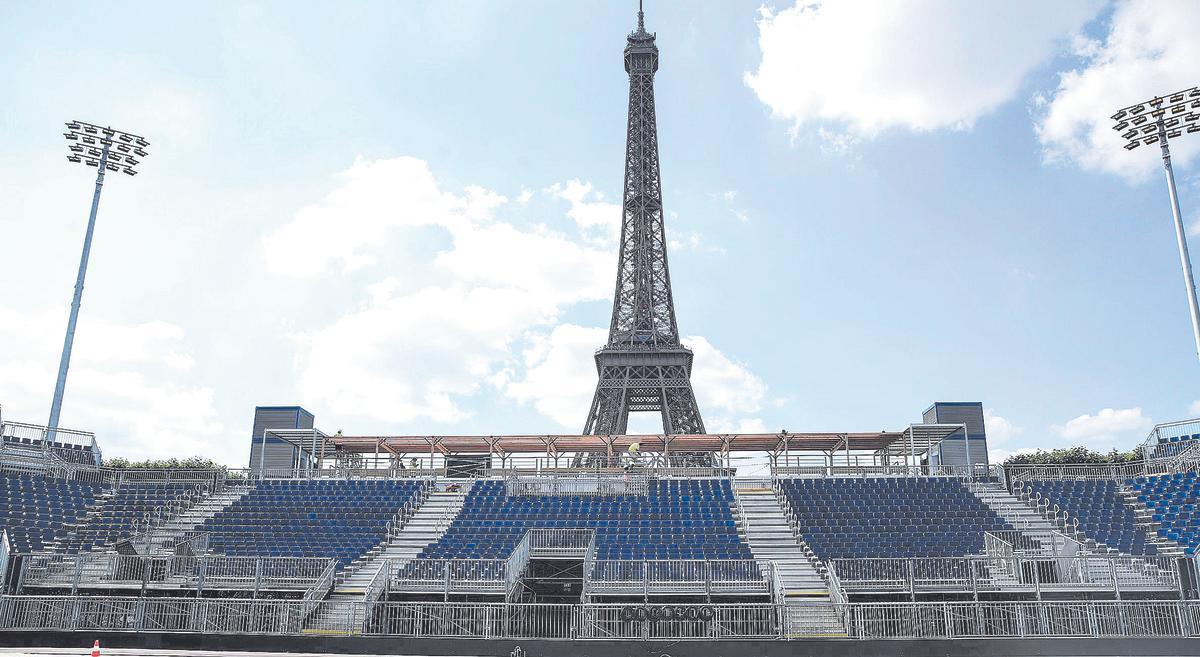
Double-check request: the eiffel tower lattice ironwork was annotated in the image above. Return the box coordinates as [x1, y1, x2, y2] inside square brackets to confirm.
[582, 5, 705, 438]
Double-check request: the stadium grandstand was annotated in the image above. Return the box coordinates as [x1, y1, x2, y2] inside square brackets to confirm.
[0, 407, 1199, 655]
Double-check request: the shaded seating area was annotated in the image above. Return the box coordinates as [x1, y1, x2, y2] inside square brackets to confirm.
[1131, 471, 1200, 554]
[200, 479, 424, 567]
[779, 477, 1012, 559]
[0, 472, 100, 552]
[1024, 479, 1156, 556]
[417, 479, 753, 562]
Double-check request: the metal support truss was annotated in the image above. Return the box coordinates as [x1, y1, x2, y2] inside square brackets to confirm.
[583, 6, 705, 442]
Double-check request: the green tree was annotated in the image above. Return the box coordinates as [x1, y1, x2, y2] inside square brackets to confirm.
[1002, 445, 1144, 467]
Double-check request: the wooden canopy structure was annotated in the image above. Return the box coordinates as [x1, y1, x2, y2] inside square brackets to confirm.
[328, 431, 907, 459]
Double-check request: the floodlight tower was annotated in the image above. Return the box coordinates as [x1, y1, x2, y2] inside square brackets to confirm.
[1113, 87, 1200, 362]
[47, 121, 149, 440]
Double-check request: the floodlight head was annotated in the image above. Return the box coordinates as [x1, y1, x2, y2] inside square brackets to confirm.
[1113, 85, 1200, 151]
[64, 120, 149, 175]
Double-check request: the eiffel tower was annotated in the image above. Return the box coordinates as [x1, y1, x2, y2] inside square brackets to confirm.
[583, 4, 706, 441]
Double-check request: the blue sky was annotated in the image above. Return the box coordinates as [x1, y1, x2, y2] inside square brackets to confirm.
[1, 0, 1199, 466]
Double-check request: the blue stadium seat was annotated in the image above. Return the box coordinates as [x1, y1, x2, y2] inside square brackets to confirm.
[414, 479, 753, 564]
[778, 477, 1013, 559]
[199, 479, 424, 568]
[1129, 471, 1200, 555]
[0, 472, 101, 553]
[1024, 479, 1156, 556]
[59, 481, 203, 553]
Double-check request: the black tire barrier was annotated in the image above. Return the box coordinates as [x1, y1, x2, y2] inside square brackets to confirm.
[623, 605, 715, 622]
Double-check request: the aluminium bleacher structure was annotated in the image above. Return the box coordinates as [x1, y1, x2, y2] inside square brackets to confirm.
[56, 481, 207, 554]
[200, 479, 425, 567]
[777, 477, 1013, 559]
[1130, 471, 1200, 555]
[1020, 479, 1157, 556]
[1, 416, 1200, 651]
[0, 472, 100, 553]
[420, 478, 750, 562]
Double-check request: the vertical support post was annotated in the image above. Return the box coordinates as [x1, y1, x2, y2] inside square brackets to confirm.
[1156, 119, 1200, 362]
[47, 140, 111, 441]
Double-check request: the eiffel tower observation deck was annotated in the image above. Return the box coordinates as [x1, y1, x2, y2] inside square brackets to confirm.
[583, 3, 706, 439]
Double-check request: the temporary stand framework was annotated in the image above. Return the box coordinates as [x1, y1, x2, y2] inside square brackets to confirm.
[306, 424, 968, 474]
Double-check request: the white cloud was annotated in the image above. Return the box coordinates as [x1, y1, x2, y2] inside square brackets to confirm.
[983, 408, 1023, 445]
[503, 324, 608, 428]
[545, 179, 622, 244]
[261, 156, 505, 277]
[1053, 406, 1152, 443]
[1188, 400, 1200, 416]
[517, 187, 533, 206]
[746, 1, 1102, 139]
[0, 306, 227, 462]
[1036, 0, 1200, 181]
[280, 159, 616, 426]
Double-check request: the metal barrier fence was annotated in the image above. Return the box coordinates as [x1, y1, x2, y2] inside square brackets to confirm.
[770, 464, 1004, 481]
[586, 560, 769, 596]
[15, 553, 335, 594]
[828, 554, 1181, 597]
[505, 474, 650, 497]
[390, 559, 509, 595]
[2, 596, 1199, 640]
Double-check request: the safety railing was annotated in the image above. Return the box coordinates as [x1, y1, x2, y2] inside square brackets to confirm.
[3, 596, 1199, 640]
[527, 528, 595, 558]
[827, 554, 1181, 597]
[390, 558, 509, 595]
[505, 473, 650, 497]
[384, 481, 431, 543]
[585, 559, 768, 597]
[0, 531, 9, 589]
[300, 559, 337, 621]
[15, 553, 334, 594]
[1007, 462, 1148, 486]
[505, 533, 533, 595]
[771, 464, 1004, 481]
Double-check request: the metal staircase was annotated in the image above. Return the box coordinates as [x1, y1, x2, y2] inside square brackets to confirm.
[306, 484, 467, 633]
[967, 481, 1060, 552]
[133, 485, 253, 554]
[734, 484, 844, 637]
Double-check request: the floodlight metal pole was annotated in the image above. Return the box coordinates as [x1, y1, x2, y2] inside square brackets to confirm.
[1113, 87, 1200, 362]
[46, 142, 111, 442]
[47, 121, 148, 441]
[1155, 118, 1200, 362]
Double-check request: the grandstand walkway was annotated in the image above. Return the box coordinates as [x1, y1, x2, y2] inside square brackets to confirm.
[139, 486, 254, 554]
[307, 486, 466, 632]
[968, 481, 1060, 552]
[735, 485, 844, 638]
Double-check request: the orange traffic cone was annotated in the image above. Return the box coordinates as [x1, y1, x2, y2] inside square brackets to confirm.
[91, 640, 101, 657]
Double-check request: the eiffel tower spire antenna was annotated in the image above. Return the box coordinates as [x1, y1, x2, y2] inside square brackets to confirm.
[582, 3, 706, 440]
